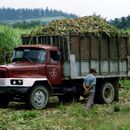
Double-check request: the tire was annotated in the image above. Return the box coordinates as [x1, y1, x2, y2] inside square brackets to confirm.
[27, 85, 49, 109]
[100, 82, 115, 104]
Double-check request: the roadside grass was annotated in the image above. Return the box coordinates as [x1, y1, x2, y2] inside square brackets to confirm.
[0, 81, 130, 130]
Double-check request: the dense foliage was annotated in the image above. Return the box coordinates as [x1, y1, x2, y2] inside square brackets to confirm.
[0, 8, 77, 21]
[109, 15, 130, 29]
[0, 25, 30, 64]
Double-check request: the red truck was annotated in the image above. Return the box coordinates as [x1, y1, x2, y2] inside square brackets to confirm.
[0, 33, 129, 109]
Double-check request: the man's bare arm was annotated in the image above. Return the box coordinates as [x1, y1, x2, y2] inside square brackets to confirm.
[83, 83, 94, 92]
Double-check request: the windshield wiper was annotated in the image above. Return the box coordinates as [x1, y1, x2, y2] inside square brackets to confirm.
[24, 57, 34, 63]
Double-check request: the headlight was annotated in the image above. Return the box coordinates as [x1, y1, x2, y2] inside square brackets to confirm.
[10, 79, 23, 85]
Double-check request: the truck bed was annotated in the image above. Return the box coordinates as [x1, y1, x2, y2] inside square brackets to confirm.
[21, 33, 129, 79]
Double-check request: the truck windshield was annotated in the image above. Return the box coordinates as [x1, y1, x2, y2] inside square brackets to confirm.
[12, 48, 46, 63]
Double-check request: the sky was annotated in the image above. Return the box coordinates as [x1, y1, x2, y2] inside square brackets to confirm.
[0, 0, 130, 20]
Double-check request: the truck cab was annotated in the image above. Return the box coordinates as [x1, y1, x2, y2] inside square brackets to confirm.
[12, 44, 63, 85]
[0, 44, 63, 109]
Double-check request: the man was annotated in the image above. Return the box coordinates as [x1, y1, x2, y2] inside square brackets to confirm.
[83, 68, 97, 110]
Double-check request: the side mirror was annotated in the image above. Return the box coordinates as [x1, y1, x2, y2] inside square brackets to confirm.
[58, 51, 63, 61]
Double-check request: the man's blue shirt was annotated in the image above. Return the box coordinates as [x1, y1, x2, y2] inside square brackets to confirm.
[83, 73, 96, 93]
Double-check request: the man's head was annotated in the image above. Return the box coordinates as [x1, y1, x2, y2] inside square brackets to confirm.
[89, 68, 97, 75]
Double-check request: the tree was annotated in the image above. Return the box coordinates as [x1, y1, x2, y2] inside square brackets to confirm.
[0, 8, 78, 21]
[109, 15, 130, 29]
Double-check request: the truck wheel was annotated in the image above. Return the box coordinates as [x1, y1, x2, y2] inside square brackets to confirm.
[27, 85, 49, 109]
[100, 82, 115, 104]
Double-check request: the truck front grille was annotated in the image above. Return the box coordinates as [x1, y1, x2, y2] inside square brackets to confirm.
[0, 70, 7, 78]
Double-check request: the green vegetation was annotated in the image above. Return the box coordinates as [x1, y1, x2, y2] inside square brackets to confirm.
[0, 80, 129, 130]
[30, 15, 122, 37]
[124, 28, 130, 35]
[109, 16, 130, 29]
[0, 25, 30, 63]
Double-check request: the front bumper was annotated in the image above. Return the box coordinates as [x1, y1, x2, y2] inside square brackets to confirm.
[0, 78, 35, 87]
[0, 86, 30, 95]
[0, 78, 31, 95]
[0, 77, 47, 87]
[0, 77, 48, 96]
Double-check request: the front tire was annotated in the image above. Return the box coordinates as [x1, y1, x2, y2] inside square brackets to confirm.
[100, 82, 115, 104]
[27, 85, 49, 109]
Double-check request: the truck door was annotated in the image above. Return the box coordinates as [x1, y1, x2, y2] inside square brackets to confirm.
[46, 50, 63, 85]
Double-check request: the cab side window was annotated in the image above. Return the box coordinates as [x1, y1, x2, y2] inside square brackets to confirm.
[50, 51, 59, 63]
